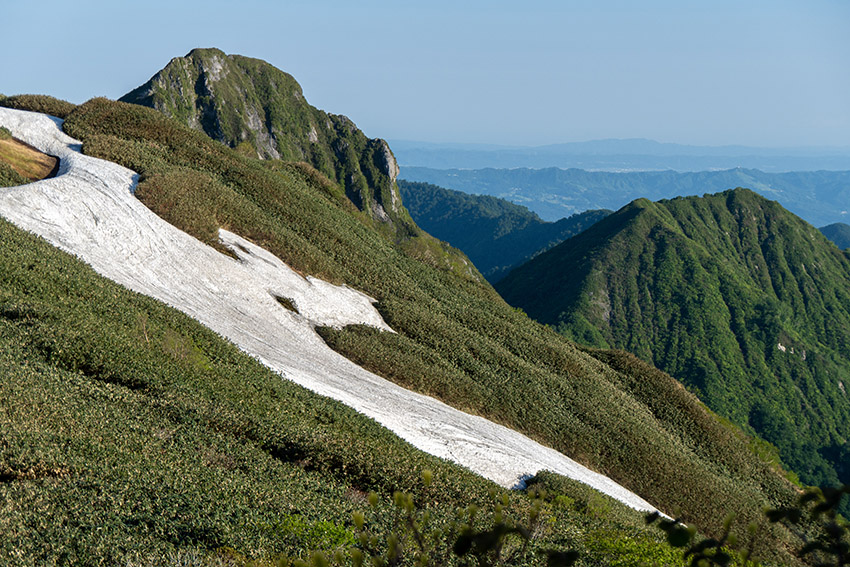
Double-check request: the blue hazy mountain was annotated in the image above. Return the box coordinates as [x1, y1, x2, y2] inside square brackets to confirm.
[401, 166, 850, 227]
[389, 138, 850, 172]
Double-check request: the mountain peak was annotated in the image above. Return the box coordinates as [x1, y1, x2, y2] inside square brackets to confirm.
[120, 48, 411, 236]
[497, 189, 850, 496]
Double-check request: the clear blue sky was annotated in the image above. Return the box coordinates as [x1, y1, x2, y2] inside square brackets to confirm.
[3, 0, 848, 147]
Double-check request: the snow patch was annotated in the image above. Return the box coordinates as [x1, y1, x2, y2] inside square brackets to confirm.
[0, 107, 663, 515]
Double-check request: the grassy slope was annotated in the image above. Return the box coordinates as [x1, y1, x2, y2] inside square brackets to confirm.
[56, 98, 808, 563]
[0, 115, 686, 566]
[497, 189, 850, 498]
[398, 179, 610, 282]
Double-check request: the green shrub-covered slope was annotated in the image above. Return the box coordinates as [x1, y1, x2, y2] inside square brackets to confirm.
[497, 189, 850, 502]
[0, 126, 678, 565]
[1, 106, 686, 566]
[2, 210, 702, 565]
[48, 96, 810, 564]
[398, 179, 611, 282]
[120, 48, 418, 243]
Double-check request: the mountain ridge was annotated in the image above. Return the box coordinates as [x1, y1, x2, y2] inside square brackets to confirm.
[55, 88, 808, 555]
[0, 55, 815, 562]
[390, 138, 850, 171]
[401, 166, 850, 227]
[121, 48, 416, 241]
[497, 188, 850, 500]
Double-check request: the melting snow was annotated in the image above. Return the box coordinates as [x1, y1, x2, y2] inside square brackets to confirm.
[0, 107, 662, 514]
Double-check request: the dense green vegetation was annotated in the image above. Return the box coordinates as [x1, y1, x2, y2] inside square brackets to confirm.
[0, 93, 77, 118]
[398, 180, 610, 282]
[497, 189, 850, 510]
[401, 166, 850, 227]
[821, 222, 850, 251]
[1, 111, 684, 566]
[0, 212, 679, 565]
[52, 96, 810, 564]
[120, 48, 418, 241]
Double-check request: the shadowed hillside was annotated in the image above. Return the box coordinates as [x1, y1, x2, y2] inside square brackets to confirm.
[820, 222, 850, 250]
[398, 179, 610, 282]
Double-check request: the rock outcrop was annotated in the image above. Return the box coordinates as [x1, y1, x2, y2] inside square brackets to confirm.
[121, 48, 412, 237]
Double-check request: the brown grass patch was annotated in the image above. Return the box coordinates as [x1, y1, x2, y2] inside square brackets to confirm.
[0, 136, 59, 181]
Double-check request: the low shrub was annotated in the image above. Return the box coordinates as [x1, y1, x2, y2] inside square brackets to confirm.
[0, 94, 77, 118]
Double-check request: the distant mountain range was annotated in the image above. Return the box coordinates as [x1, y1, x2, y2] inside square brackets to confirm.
[389, 138, 850, 172]
[401, 166, 850, 227]
[496, 188, 850, 501]
[398, 180, 610, 282]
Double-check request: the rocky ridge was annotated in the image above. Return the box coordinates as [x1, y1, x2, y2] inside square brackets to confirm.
[121, 48, 413, 238]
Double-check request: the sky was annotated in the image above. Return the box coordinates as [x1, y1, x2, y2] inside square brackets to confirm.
[2, 0, 849, 148]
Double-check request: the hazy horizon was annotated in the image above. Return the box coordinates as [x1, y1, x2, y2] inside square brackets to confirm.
[2, 0, 848, 148]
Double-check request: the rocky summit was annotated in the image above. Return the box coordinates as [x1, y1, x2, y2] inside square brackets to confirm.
[121, 48, 413, 237]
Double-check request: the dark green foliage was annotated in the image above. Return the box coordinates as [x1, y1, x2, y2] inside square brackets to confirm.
[646, 513, 755, 567]
[497, 189, 850, 508]
[0, 94, 77, 118]
[402, 166, 850, 227]
[59, 97, 805, 562]
[120, 48, 419, 240]
[820, 223, 850, 251]
[766, 485, 850, 567]
[398, 179, 610, 282]
[649, 484, 850, 567]
[0, 160, 29, 187]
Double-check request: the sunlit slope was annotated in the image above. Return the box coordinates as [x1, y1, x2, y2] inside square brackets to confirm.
[498, 189, 850, 495]
[0, 106, 688, 565]
[121, 48, 424, 244]
[57, 97, 806, 551]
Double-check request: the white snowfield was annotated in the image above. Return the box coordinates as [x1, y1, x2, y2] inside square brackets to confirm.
[0, 107, 662, 514]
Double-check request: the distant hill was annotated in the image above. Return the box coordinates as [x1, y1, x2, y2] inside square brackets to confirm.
[398, 180, 610, 282]
[821, 222, 850, 250]
[401, 166, 850, 227]
[389, 138, 850, 172]
[121, 48, 416, 239]
[497, 188, 850, 498]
